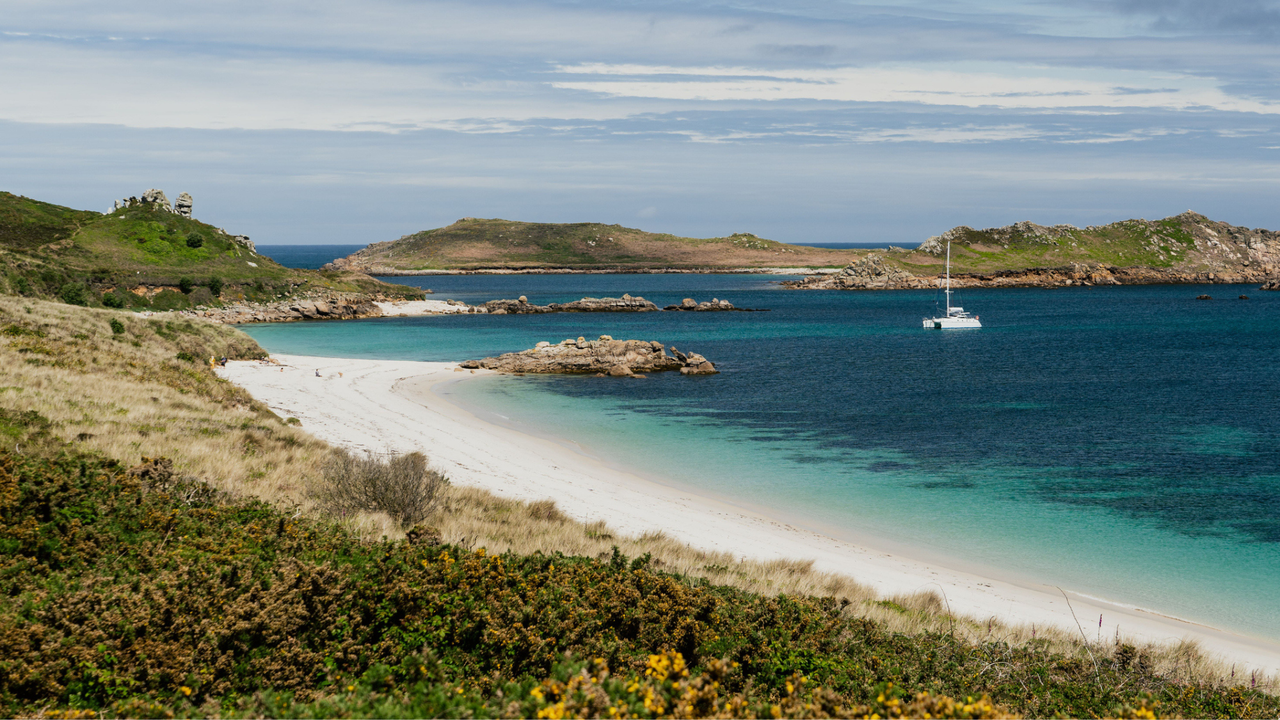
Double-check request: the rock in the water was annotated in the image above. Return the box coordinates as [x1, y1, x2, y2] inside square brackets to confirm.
[1262, 280, 1280, 291]
[664, 297, 741, 311]
[1197, 294, 1212, 300]
[483, 295, 659, 314]
[175, 192, 193, 218]
[461, 338, 717, 376]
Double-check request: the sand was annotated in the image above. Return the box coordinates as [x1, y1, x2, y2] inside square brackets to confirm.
[219, 353, 1280, 675]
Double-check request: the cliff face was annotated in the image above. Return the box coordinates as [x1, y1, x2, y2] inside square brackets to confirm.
[786, 212, 1280, 290]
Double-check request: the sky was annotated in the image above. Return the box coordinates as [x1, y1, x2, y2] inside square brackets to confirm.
[3, 0, 1280, 245]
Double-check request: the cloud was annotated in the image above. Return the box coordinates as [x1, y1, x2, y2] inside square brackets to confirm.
[1096, 0, 1280, 34]
[550, 62, 1280, 114]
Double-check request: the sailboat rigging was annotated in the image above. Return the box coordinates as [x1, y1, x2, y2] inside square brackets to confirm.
[923, 242, 981, 329]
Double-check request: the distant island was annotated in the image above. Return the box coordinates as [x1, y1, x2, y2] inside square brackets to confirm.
[327, 212, 1280, 289]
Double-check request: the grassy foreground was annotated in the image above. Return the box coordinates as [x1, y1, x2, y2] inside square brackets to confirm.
[2, 297, 1279, 718]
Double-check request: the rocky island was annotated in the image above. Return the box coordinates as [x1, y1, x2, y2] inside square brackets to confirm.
[460, 336, 718, 376]
[784, 212, 1280, 290]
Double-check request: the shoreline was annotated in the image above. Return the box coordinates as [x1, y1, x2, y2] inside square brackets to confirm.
[219, 353, 1280, 676]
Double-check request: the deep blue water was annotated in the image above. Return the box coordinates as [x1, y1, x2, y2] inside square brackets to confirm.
[257, 244, 367, 269]
[239, 275, 1280, 640]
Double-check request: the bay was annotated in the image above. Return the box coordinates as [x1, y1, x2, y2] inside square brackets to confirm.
[239, 275, 1280, 641]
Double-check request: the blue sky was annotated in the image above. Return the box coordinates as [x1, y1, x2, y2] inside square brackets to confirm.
[3, 0, 1279, 245]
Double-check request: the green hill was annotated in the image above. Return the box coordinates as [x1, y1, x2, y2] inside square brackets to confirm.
[0, 191, 421, 310]
[326, 217, 860, 272]
[891, 212, 1278, 276]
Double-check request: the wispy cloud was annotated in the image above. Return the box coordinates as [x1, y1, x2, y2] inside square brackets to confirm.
[551, 62, 1280, 114]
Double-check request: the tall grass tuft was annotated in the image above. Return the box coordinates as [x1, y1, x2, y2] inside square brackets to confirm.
[313, 449, 447, 529]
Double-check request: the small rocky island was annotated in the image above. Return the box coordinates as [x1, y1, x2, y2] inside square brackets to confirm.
[483, 294, 659, 314]
[460, 336, 718, 376]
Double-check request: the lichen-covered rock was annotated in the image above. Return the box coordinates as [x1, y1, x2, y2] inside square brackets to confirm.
[175, 192, 193, 218]
[460, 337, 717, 376]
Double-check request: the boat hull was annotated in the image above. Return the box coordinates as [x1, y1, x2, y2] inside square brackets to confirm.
[926, 316, 982, 329]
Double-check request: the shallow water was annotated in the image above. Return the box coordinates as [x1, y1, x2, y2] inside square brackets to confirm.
[240, 275, 1280, 640]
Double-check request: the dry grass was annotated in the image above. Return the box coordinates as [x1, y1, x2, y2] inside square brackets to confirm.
[2, 294, 1274, 694]
[0, 295, 329, 506]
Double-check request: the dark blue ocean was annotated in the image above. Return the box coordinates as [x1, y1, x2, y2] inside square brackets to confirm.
[257, 244, 367, 270]
[238, 274, 1280, 641]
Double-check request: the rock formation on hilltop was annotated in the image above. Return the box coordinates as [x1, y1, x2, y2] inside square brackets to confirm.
[460, 337, 718, 376]
[175, 192, 193, 218]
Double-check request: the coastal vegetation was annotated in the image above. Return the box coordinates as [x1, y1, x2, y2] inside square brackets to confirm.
[0, 191, 422, 312]
[3, 295, 1279, 718]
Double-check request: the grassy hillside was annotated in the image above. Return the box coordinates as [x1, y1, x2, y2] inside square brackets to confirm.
[328, 218, 861, 271]
[2, 296, 1277, 718]
[0, 191, 422, 311]
[334, 213, 1280, 280]
[894, 213, 1278, 277]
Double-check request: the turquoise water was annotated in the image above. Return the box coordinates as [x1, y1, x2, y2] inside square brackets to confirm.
[240, 275, 1280, 640]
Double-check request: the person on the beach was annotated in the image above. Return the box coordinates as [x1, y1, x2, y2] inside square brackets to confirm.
[315, 369, 321, 377]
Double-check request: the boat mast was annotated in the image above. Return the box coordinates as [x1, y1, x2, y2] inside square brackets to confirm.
[945, 242, 952, 316]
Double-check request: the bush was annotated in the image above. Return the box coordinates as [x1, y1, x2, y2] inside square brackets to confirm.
[314, 449, 447, 528]
[150, 289, 189, 311]
[208, 276, 224, 297]
[178, 276, 194, 294]
[58, 282, 88, 306]
[185, 232, 203, 248]
[109, 318, 125, 335]
[101, 290, 126, 308]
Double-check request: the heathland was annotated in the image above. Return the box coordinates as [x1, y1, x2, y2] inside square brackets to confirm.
[0, 191, 422, 313]
[2, 295, 1279, 718]
[328, 214, 1280, 289]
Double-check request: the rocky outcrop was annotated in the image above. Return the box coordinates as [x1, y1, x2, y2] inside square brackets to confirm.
[664, 297, 741, 311]
[483, 294, 660, 314]
[196, 293, 382, 324]
[460, 337, 717, 376]
[669, 346, 718, 375]
[1262, 280, 1280, 291]
[212, 228, 256, 253]
[784, 254, 927, 290]
[108, 188, 192, 217]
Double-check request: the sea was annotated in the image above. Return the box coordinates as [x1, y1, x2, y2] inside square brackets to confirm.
[243, 249, 1280, 643]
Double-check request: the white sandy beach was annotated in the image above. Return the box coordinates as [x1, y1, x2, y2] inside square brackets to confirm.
[219, 354, 1280, 676]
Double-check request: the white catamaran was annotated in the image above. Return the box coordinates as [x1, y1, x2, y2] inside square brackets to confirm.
[923, 242, 981, 329]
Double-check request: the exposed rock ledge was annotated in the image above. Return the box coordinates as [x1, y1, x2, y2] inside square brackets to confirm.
[459, 337, 718, 376]
[664, 297, 754, 311]
[784, 255, 1279, 290]
[484, 294, 659, 314]
[196, 293, 384, 324]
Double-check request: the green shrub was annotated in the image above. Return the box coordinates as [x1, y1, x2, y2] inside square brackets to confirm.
[101, 291, 126, 309]
[175, 351, 196, 363]
[58, 282, 88, 306]
[178, 276, 194, 294]
[150, 289, 189, 311]
[313, 449, 447, 528]
[208, 276, 224, 297]
[185, 232, 203, 249]
[109, 318, 125, 335]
